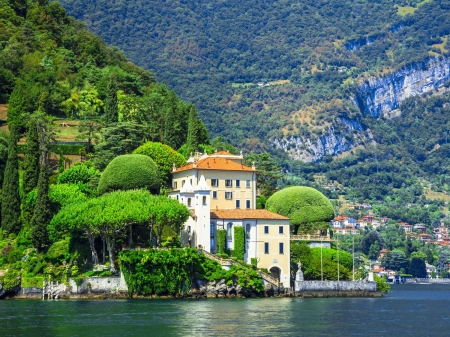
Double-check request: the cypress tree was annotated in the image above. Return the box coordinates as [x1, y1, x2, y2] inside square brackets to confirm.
[1, 126, 21, 234]
[104, 76, 119, 123]
[186, 105, 199, 155]
[23, 118, 40, 194]
[31, 164, 52, 249]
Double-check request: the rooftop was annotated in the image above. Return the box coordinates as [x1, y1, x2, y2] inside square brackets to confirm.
[173, 151, 256, 173]
[210, 209, 289, 220]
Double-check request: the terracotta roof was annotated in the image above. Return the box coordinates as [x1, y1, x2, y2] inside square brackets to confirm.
[174, 156, 255, 173]
[210, 209, 289, 220]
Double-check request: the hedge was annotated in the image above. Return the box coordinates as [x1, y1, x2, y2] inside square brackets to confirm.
[98, 154, 160, 195]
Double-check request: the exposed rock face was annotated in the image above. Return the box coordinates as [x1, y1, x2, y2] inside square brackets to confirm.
[272, 118, 370, 162]
[356, 57, 450, 118]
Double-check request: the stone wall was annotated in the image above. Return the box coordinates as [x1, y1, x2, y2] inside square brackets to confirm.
[296, 280, 377, 292]
[68, 273, 128, 294]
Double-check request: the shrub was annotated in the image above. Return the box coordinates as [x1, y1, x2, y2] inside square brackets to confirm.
[133, 142, 186, 185]
[21, 277, 44, 289]
[266, 186, 334, 233]
[217, 230, 227, 254]
[98, 154, 160, 195]
[230, 226, 245, 260]
[57, 163, 99, 184]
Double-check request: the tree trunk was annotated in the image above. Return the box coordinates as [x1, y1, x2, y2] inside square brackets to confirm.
[128, 225, 133, 247]
[105, 235, 116, 272]
[87, 233, 99, 265]
[149, 223, 154, 247]
[102, 238, 106, 264]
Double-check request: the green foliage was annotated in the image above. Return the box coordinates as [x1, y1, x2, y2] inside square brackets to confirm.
[97, 154, 160, 195]
[119, 249, 263, 295]
[1, 126, 21, 234]
[57, 163, 99, 185]
[217, 229, 227, 255]
[104, 76, 119, 123]
[231, 226, 245, 261]
[266, 186, 334, 233]
[374, 274, 390, 293]
[244, 153, 282, 197]
[132, 142, 186, 186]
[23, 118, 40, 195]
[46, 237, 70, 263]
[2, 268, 20, 290]
[31, 165, 51, 249]
[21, 276, 44, 289]
[382, 250, 409, 271]
[409, 257, 427, 278]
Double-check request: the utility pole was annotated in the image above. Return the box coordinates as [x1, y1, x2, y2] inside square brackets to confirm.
[352, 235, 355, 281]
[337, 238, 340, 282]
[321, 236, 323, 281]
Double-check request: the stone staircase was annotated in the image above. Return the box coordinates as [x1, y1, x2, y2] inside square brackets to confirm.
[42, 280, 66, 299]
[200, 249, 279, 288]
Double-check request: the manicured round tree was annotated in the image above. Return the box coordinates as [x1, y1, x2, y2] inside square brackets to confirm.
[132, 142, 186, 186]
[266, 186, 334, 234]
[98, 154, 160, 195]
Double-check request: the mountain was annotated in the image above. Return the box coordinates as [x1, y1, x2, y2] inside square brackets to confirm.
[58, 0, 450, 159]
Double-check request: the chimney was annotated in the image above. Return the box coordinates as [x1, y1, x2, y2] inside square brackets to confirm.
[216, 205, 218, 210]
[172, 163, 176, 172]
[252, 161, 256, 170]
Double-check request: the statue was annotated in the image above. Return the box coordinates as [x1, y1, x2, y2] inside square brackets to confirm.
[296, 261, 304, 282]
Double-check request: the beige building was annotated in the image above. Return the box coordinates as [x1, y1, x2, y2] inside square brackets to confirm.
[168, 151, 291, 286]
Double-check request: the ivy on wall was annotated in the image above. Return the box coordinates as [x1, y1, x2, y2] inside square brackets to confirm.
[217, 229, 227, 255]
[231, 226, 245, 261]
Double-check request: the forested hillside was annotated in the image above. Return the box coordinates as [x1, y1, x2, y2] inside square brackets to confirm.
[58, 0, 450, 155]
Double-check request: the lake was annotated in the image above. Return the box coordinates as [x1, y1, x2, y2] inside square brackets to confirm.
[1, 284, 450, 336]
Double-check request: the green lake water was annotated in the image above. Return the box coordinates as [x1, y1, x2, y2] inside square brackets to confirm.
[1, 284, 450, 336]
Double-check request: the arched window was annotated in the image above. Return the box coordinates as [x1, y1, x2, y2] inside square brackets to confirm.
[187, 198, 192, 207]
[246, 224, 251, 240]
[227, 222, 233, 240]
[202, 196, 207, 205]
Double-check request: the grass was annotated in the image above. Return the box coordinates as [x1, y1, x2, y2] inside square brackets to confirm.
[54, 120, 81, 141]
[396, 0, 433, 16]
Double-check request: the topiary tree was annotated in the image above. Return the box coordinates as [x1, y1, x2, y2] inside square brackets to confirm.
[266, 186, 334, 234]
[57, 162, 99, 185]
[97, 154, 160, 195]
[132, 142, 186, 186]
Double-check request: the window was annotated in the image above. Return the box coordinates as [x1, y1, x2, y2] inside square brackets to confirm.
[264, 226, 269, 234]
[190, 179, 193, 185]
[246, 180, 251, 188]
[236, 179, 240, 187]
[182, 180, 185, 187]
[225, 179, 233, 187]
[264, 242, 269, 254]
[210, 224, 215, 238]
[212, 191, 217, 199]
[246, 200, 251, 209]
[236, 200, 240, 208]
[225, 192, 233, 199]
[246, 224, 251, 239]
[176, 195, 179, 200]
[187, 198, 192, 207]
[211, 179, 218, 187]
[202, 196, 207, 205]
[279, 242, 284, 254]
[173, 181, 178, 189]
[227, 222, 233, 240]
[279, 226, 284, 234]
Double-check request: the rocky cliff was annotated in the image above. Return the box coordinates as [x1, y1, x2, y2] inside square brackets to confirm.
[272, 118, 371, 162]
[356, 57, 450, 118]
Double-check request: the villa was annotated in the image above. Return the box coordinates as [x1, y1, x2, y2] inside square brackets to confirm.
[168, 151, 291, 286]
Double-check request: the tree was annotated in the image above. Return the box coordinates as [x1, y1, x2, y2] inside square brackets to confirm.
[360, 231, 383, 256]
[57, 162, 99, 185]
[266, 186, 334, 234]
[185, 105, 199, 155]
[1, 126, 21, 234]
[409, 257, 427, 278]
[133, 142, 186, 186]
[31, 164, 52, 249]
[437, 248, 450, 276]
[368, 240, 380, 260]
[50, 190, 190, 271]
[382, 250, 409, 272]
[93, 122, 146, 170]
[244, 153, 282, 197]
[97, 154, 160, 195]
[104, 75, 119, 123]
[23, 117, 40, 194]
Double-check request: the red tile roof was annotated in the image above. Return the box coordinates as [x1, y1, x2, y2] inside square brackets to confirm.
[174, 156, 255, 173]
[210, 209, 289, 220]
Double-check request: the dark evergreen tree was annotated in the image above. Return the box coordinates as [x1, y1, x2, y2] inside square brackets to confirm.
[6, 79, 32, 128]
[186, 105, 199, 155]
[104, 76, 119, 123]
[23, 118, 40, 194]
[409, 258, 427, 278]
[31, 164, 52, 249]
[1, 126, 21, 234]
[163, 102, 181, 150]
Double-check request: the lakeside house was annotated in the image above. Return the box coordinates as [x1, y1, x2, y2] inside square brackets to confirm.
[168, 151, 290, 286]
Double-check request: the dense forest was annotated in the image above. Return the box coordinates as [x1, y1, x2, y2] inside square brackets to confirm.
[58, 0, 450, 153]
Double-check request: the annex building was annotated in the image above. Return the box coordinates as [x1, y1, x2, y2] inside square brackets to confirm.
[168, 151, 290, 286]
